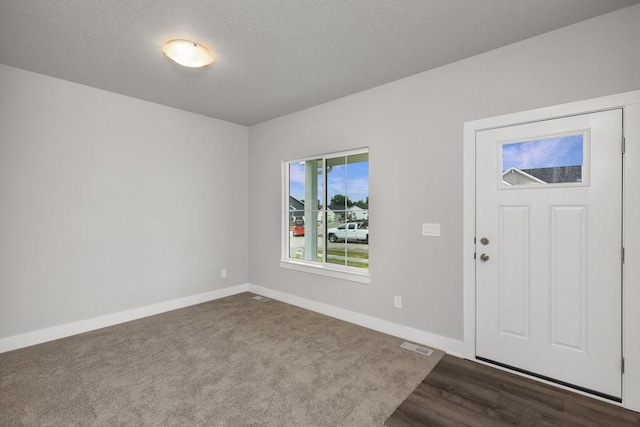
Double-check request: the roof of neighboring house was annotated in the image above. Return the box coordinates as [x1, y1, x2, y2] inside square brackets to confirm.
[289, 196, 304, 211]
[502, 165, 583, 185]
[502, 167, 546, 185]
[522, 166, 582, 183]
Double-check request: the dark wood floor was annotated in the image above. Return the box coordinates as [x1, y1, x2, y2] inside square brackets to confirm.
[386, 355, 640, 426]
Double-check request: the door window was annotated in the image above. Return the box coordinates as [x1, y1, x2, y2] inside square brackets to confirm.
[500, 133, 587, 188]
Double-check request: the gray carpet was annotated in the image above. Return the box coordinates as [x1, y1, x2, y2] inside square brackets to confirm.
[0, 292, 443, 426]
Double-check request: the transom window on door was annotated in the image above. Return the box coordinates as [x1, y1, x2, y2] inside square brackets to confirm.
[500, 132, 588, 188]
[282, 148, 369, 283]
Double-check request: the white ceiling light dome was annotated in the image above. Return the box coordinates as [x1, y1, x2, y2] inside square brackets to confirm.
[162, 39, 214, 68]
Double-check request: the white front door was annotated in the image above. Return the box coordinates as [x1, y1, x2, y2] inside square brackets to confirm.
[475, 109, 623, 399]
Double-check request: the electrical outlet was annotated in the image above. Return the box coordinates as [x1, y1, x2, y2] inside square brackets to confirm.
[422, 223, 441, 237]
[394, 296, 402, 309]
[221, 268, 227, 278]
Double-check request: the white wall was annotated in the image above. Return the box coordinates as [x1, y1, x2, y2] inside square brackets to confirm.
[2, 3, 640, 349]
[247, 5, 640, 341]
[0, 64, 248, 339]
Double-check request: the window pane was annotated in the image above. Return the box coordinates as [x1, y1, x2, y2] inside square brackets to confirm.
[346, 153, 369, 220]
[502, 134, 584, 186]
[288, 212, 323, 262]
[326, 212, 346, 244]
[325, 238, 369, 268]
[326, 214, 369, 268]
[289, 159, 323, 208]
[289, 159, 323, 262]
[327, 156, 347, 211]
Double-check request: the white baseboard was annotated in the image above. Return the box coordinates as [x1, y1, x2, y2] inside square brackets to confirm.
[248, 284, 465, 357]
[0, 284, 249, 354]
[1, 283, 464, 358]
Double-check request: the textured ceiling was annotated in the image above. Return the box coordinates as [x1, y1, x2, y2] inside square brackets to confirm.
[0, 0, 638, 126]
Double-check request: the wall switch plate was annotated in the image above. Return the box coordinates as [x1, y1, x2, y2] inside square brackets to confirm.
[394, 296, 402, 309]
[221, 268, 227, 278]
[422, 223, 441, 237]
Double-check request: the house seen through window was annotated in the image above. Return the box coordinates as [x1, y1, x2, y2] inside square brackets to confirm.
[285, 149, 369, 274]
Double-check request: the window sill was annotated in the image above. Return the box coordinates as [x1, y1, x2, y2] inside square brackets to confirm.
[279, 260, 370, 284]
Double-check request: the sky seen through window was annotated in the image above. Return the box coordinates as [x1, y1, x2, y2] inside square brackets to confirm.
[502, 134, 584, 171]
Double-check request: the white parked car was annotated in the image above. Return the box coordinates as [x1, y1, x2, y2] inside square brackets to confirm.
[326, 222, 368, 243]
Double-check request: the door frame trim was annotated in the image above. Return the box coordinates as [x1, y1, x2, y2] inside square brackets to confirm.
[463, 89, 640, 412]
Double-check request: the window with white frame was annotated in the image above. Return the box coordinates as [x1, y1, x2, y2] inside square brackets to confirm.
[283, 148, 369, 280]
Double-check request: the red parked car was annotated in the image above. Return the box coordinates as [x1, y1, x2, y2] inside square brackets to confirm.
[293, 219, 305, 236]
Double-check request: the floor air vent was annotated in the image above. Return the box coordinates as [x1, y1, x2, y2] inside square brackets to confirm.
[252, 296, 270, 302]
[400, 342, 434, 356]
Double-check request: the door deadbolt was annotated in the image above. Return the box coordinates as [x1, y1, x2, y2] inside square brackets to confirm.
[480, 237, 489, 245]
[480, 253, 489, 262]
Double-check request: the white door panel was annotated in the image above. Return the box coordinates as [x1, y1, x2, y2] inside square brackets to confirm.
[476, 109, 622, 399]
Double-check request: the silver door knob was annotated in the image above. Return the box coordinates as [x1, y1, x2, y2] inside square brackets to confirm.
[480, 237, 489, 245]
[480, 253, 489, 262]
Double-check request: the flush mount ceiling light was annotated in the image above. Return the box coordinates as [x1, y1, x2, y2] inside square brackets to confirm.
[162, 39, 214, 68]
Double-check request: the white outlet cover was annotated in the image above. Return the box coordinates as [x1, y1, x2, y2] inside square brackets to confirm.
[394, 296, 402, 309]
[422, 223, 440, 237]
